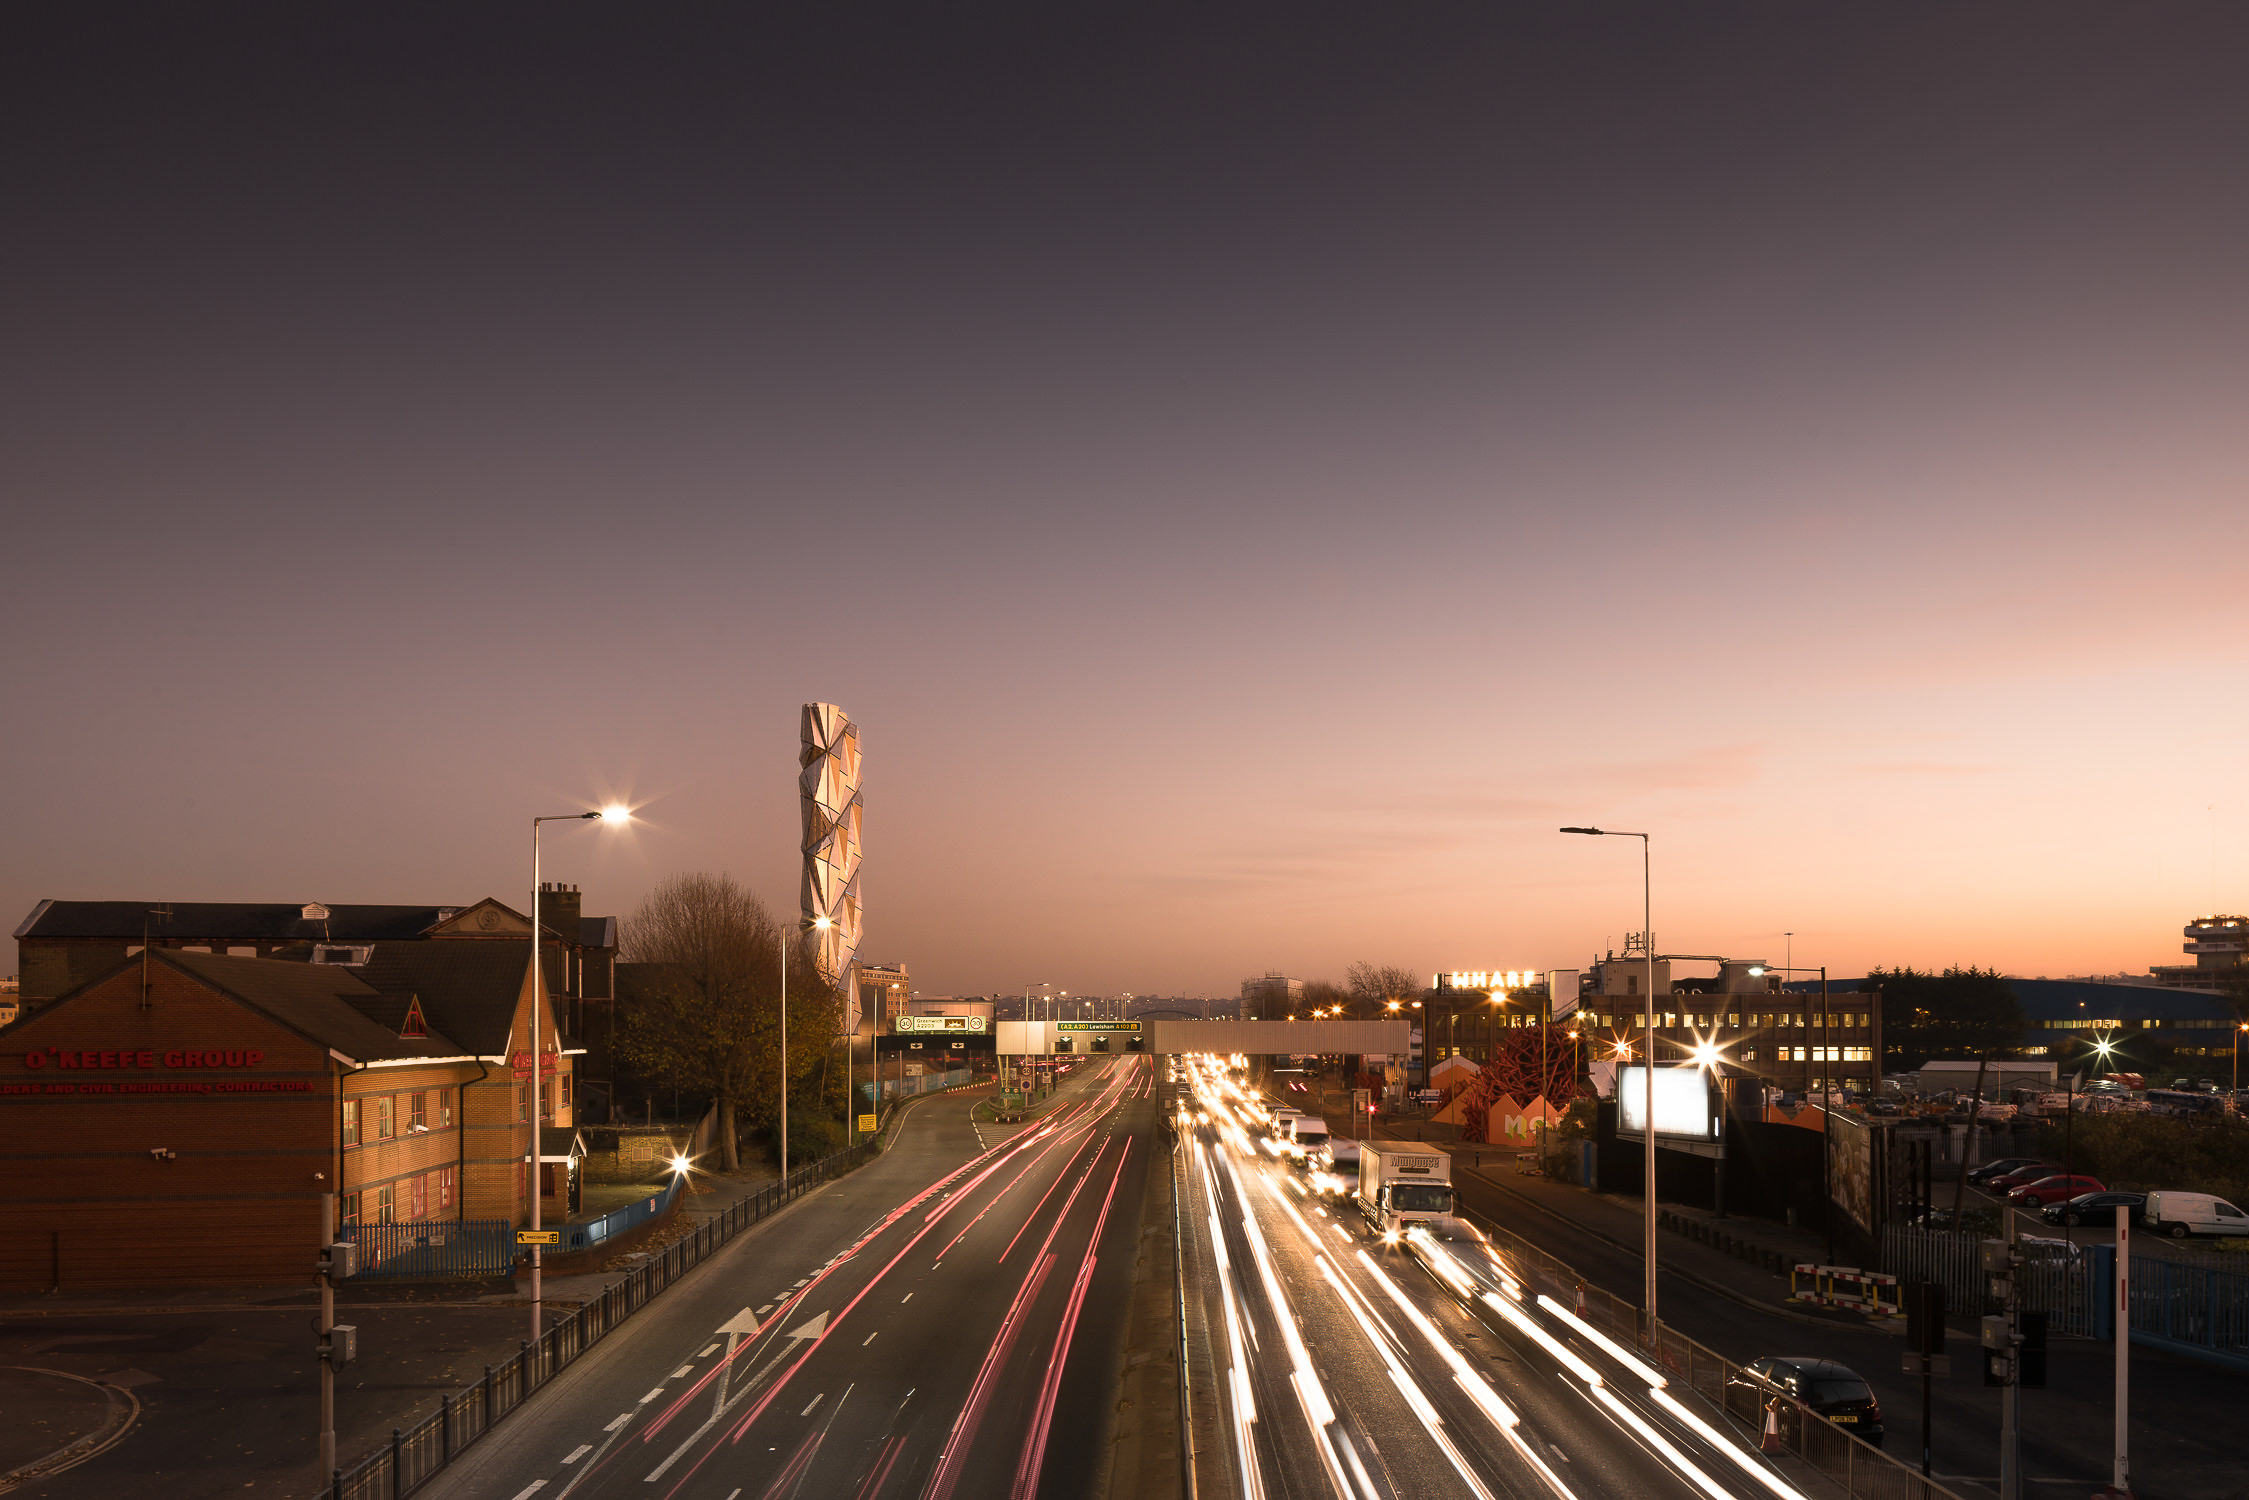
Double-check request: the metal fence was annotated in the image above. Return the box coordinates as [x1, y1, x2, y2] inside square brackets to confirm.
[561, 1176, 683, 1254]
[859, 1068, 974, 1102]
[2129, 1251, 2249, 1363]
[1882, 1227, 2096, 1336]
[344, 1220, 517, 1282]
[320, 1135, 883, 1500]
[1452, 1202, 1973, 1500]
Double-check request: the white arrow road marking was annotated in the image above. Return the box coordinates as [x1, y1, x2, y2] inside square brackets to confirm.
[783, 1311, 828, 1341]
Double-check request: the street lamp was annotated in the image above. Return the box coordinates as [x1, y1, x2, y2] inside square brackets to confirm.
[778, 914, 832, 1179]
[1561, 824, 1658, 1340]
[527, 805, 630, 1350]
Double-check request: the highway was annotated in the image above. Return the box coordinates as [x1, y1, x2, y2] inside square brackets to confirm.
[1176, 1058, 1813, 1500]
[418, 1057, 1158, 1500]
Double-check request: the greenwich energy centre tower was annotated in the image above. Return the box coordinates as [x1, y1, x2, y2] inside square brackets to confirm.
[799, 701, 864, 986]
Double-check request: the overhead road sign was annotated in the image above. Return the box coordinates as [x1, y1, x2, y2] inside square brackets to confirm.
[1056, 1021, 1141, 1033]
[893, 1015, 987, 1033]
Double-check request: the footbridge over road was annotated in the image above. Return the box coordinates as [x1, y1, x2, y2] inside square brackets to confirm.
[995, 1017, 1409, 1056]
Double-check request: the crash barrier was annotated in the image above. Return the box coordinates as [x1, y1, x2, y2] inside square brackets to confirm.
[1454, 1204, 1973, 1500]
[1789, 1263, 1904, 1317]
[1656, 1207, 1800, 1279]
[318, 1133, 887, 1500]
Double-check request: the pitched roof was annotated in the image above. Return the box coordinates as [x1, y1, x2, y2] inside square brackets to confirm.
[350, 939, 554, 1056]
[158, 949, 468, 1062]
[16, 900, 449, 943]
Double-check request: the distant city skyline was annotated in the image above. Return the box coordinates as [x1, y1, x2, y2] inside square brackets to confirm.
[5, 8, 2246, 997]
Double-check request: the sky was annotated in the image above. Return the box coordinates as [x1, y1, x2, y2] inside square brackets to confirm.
[5, 5, 2247, 997]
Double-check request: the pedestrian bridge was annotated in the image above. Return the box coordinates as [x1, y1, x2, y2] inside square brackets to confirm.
[995, 1018, 1408, 1056]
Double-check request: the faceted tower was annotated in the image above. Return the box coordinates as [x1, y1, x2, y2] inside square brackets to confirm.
[798, 702, 863, 984]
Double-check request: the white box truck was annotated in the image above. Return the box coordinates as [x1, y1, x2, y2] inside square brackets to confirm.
[1357, 1143, 1455, 1237]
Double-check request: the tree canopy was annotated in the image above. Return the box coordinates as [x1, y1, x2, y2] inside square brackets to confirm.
[615, 872, 842, 1171]
[1869, 965, 2025, 1071]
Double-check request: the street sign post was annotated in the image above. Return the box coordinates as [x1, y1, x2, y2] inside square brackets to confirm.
[515, 1230, 561, 1247]
[857, 1113, 877, 1134]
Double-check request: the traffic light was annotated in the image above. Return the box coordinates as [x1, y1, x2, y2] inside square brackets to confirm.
[1906, 1282, 1946, 1356]
[2018, 1311, 2047, 1389]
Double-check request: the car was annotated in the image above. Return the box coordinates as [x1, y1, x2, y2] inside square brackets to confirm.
[1984, 1165, 2061, 1195]
[2042, 1190, 2146, 1228]
[1727, 1358, 1884, 1446]
[2007, 1174, 2104, 1208]
[1968, 1157, 2046, 1186]
[2142, 1191, 2249, 1240]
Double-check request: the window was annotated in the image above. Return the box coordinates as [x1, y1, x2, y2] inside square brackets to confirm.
[559, 1074, 571, 1112]
[409, 1173, 428, 1220]
[409, 1092, 426, 1132]
[342, 1099, 360, 1147]
[437, 1166, 456, 1211]
[438, 1088, 454, 1129]
[1742, 1048, 1759, 1061]
[1626, 976, 1640, 996]
[540, 1079, 553, 1122]
[376, 1183, 395, 1224]
[376, 1095, 395, 1141]
[1726, 1013, 1740, 1029]
[340, 1193, 361, 1228]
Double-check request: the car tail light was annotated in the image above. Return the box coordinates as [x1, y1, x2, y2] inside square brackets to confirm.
[1868, 1401, 1882, 1423]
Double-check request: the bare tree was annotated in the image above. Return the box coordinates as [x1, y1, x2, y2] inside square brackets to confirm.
[1346, 961, 1423, 1018]
[616, 873, 841, 1172]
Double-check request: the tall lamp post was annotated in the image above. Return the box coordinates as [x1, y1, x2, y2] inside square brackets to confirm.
[528, 805, 629, 1349]
[1562, 825, 1657, 1339]
[778, 914, 833, 1179]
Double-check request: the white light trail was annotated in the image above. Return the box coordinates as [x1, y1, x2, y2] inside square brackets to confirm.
[1533, 1295, 1668, 1388]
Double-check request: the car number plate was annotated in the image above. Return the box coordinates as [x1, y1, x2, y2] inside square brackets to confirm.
[1833, 1415, 1857, 1424]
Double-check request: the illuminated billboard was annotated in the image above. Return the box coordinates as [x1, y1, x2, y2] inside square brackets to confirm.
[1615, 1065, 1719, 1141]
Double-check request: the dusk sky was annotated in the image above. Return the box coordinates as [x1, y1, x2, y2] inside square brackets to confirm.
[7, 6, 2247, 997]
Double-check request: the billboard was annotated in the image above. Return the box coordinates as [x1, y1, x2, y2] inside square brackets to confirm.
[1615, 1065, 1719, 1141]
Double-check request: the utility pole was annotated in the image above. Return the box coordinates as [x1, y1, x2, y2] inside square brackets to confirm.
[1981, 1226, 2024, 1500]
[315, 1192, 356, 1478]
[2112, 1202, 2132, 1498]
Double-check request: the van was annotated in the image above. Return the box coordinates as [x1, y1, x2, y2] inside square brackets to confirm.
[2141, 1191, 2249, 1240]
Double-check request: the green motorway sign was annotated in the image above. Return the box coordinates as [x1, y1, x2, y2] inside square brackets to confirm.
[1055, 1020, 1141, 1032]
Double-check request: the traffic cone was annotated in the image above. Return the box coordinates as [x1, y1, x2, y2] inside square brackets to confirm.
[1760, 1401, 1784, 1455]
[1575, 1281, 1589, 1318]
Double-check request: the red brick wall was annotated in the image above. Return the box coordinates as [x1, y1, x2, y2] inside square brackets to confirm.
[0, 964, 333, 1290]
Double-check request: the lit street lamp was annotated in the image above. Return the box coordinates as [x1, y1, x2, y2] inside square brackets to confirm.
[1561, 824, 1658, 1340]
[778, 913, 833, 1178]
[527, 804, 630, 1350]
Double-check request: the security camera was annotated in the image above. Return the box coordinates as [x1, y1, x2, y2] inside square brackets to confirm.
[149, 1147, 176, 1160]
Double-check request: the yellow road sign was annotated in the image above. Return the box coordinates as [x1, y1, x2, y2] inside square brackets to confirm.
[515, 1230, 561, 1247]
[857, 1114, 877, 1133]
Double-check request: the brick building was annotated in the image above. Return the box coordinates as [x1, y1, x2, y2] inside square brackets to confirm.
[0, 939, 580, 1291]
[12, 889, 622, 1119]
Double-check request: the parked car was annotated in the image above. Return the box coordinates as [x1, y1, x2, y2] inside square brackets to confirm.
[2142, 1191, 2249, 1240]
[1984, 1165, 2061, 1195]
[1727, 1358, 1884, 1446]
[2007, 1174, 2104, 1207]
[1968, 1157, 2046, 1186]
[2042, 1190, 2146, 1228]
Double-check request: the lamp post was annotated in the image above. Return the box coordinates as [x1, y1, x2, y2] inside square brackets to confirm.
[1562, 825, 1657, 1340]
[778, 914, 833, 1179]
[527, 805, 629, 1349]
[1025, 982, 1049, 1097]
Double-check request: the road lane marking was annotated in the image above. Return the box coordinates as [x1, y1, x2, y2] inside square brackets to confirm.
[672, 1365, 693, 1378]
[801, 1393, 824, 1416]
[755, 1304, 773, 1315]
[561, 1445, 592, 1464]
[605, 1413, 633, 1432]
[863, 1331, 878, 1345]
[639, 1388, 665, 1403]
[697, 1343, 720, 1357]
[900, 1293, 912, 1303]
[510, 1484, 546, 1500]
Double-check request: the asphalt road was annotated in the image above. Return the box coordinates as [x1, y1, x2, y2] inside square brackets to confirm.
[415, 1057, 1159, 1500]
[1177, 1062, 1810, 1500]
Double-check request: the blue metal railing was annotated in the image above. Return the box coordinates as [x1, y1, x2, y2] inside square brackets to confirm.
[344, 1220, 516, 1281]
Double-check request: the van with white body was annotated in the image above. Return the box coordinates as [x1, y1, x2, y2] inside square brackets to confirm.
[1357, 1143, 1455, 1238]
[1284, 1117, 1331, 1162]
[1268, 1106, 1304, 1140]
[2141, 1191, 2249, 1239]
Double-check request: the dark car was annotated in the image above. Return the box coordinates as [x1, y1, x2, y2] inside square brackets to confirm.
[1728, 1357, 1884, 1446]
[1984, 1165, 2061, 1195]
[2042, 1190, 2146, 1228]
[1968, 1157, 2046, 1186]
